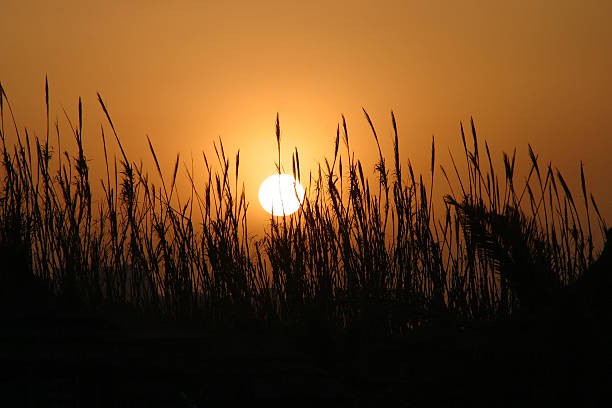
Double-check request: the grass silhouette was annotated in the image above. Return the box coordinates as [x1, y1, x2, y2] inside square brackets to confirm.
[0, 79, 610, 406]
[0, 79, 608, 332]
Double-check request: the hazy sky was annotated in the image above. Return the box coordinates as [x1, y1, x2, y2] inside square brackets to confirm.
[2, 0, 611, 232]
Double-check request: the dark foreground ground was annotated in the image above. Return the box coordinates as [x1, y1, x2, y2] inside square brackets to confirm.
[0, 288, 610, 408]
[1, 236, 611, 408]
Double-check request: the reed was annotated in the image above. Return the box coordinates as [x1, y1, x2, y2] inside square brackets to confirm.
[0, 80, 606, 336]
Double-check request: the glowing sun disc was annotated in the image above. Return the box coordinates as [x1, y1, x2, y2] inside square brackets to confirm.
[258, 174, 305, 215]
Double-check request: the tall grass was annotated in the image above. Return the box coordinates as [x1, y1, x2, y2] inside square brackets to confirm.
[0, 80, 606, 335]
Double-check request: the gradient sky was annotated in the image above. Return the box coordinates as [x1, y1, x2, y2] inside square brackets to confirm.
[2, 0, 611, 235]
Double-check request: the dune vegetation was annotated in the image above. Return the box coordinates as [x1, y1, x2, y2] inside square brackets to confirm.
[0, 80, 607, 338]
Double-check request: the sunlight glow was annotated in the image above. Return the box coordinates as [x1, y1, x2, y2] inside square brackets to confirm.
[258, 174, 305, 216]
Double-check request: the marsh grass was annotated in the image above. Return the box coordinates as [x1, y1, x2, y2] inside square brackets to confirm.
[0, 80, 606, 336]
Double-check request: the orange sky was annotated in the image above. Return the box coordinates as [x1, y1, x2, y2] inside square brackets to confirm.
[2, 0, 611, 236]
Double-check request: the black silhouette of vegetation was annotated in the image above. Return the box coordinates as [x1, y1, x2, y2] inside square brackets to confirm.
[0, 80, 610, 406]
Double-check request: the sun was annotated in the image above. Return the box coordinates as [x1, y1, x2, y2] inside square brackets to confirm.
[258, 174, 305, 216]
